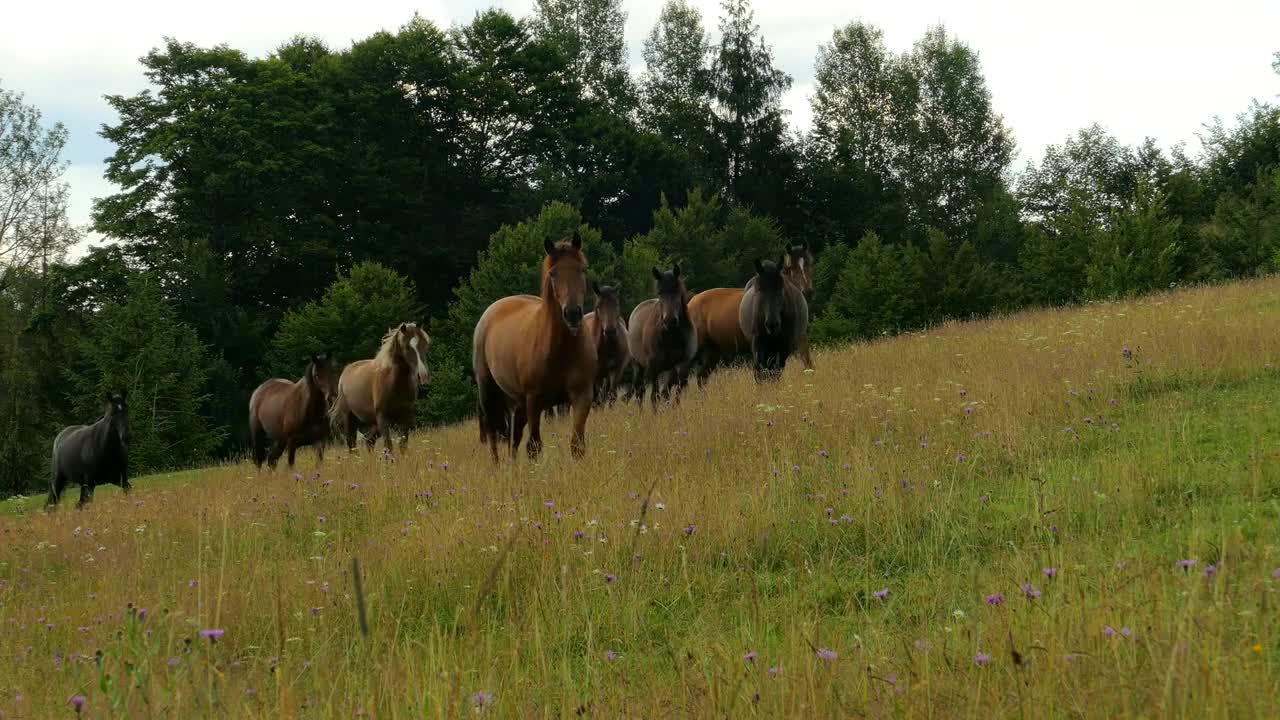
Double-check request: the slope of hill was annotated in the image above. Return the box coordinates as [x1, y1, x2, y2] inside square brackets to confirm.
[3, 278, 1279, 717]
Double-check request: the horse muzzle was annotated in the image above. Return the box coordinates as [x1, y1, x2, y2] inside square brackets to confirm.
[563, 306, 584, 335]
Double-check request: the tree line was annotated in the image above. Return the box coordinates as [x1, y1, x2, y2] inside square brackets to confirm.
[1, 0, 1278, 496]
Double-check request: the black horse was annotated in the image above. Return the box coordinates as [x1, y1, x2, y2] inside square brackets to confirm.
[48, 391, 130, 509]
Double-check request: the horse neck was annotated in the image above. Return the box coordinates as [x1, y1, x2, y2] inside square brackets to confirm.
[539, 273, 571, 348]
[93, 413, 120, 448]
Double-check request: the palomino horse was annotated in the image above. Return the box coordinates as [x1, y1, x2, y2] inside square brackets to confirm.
[473, 234, 596, 461]
[330, 323, 431, 455]
[686, 287, 750, 388]
[627, 265, 697, 410]
[249, 352, 339, 470]
[585, 282, 630, 406]
[739, 257, 810, 382]
[48, 391, 130, 509]
[745, 243, 816, 369]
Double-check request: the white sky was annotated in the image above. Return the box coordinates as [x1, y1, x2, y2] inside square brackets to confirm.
[2, 0, 1278, 255]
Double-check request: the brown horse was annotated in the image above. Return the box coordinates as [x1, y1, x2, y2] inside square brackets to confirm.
[472, 235, 596, 461]
[740, 257, 810, 382]
[626, 265, 697, 409]
[330, 324, 431, 455]
[746, 242, 816, 369]
[686, 287, 749, 387]
[248, 352, 339, 470]
[585, 282, 630, 406]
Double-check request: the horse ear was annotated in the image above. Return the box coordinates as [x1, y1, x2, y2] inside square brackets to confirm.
[652, 266, 662, 280]
[754, 258, 765, 275]
[571, 231, 582, 250]
[544, 237, 556, 255]
[399, 322, 410, 334]
[672, 263, 681, 278]
[592, 280, 602, 295]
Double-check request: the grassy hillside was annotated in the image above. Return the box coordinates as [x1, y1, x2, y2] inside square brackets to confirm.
[2, 278, 1279, 718]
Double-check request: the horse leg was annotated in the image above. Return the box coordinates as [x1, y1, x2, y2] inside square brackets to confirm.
[646, 365, 662, 413]
[799, 335, 814, 370]
[315, 439, 326, 466]
[569, 385, 591, 459]
[46, 470, 66, 510]
[509, 406, 527, 460]
[120, 463, 131, 494]
[267, 441, 286, 470]
[344, 413, 358, 452]
[76, 479, 93, 510]
[696, 347, 718, 388]
[524, 396, 544, 460]
[399, 417, 409, 455]
[286, 440, 298, 469]
[251, 424, 268, 468]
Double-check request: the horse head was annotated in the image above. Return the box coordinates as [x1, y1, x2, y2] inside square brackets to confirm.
[307, 351, 340, 403]
[544, 233, 588, 336]
[105, 390, 129, 448]
[397, 323, 432, 386]
[651, 264, 688, 333]
[752, 257, 787, 337]
[592, 282, 622, 341]
[781, 242, 815, 299]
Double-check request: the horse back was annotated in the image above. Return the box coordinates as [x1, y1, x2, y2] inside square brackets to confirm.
[689, 288, 748, 353]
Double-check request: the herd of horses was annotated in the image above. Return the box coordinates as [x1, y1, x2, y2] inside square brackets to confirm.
[45, 238, 816, 508]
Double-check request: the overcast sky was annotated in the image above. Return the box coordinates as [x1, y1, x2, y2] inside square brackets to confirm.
[3, 0, 1278, 252]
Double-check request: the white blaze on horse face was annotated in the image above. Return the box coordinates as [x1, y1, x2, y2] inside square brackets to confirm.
[410, 333, 431, 385]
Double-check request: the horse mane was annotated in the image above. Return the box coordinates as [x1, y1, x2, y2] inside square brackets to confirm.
[373, 326, 403, 369]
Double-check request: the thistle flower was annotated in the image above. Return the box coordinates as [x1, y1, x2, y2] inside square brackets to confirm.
[605, 650, 618, 662]
[69, 695, 86, 714]
[873, 588, 890, 601]
[815, 648, 837, 662]
[744, 651, 757, 662]
[974, 652, 991, 666]
[984, 593, 1004, 607]
[200, 629, 225, 642]
[1043, 567, 1058, 578]
[1020, 583, 1042, 599]
[1176, 559, 1196, 571]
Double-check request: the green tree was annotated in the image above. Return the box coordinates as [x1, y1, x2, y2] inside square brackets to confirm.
[708, 0, 793, 212]
[1085, 184, 1183, 299]
[924, 228, 996, 318]
[640, 0, 713, 171]
[1198, 166, 1280, 278]
[1017, 194, 1097, 306]
[811, 232, 928, 342]
[267, 262, 423, 377]
[533, 0, 636, 112]
[66, 277, 225, 473]
[0, 83, 80, 292]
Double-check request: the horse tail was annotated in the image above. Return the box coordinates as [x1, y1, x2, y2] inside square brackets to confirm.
[327, 384, 348, 432]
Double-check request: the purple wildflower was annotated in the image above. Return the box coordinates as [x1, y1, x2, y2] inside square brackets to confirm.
[791, 465, 800, 473]
[1103, 626, 1116, 637]
[959, 389, 967, 396]
[604, 573, 617, 584]
[471, 691, 492, 708]
[1020, 583, 1041, 599]
[605, 649, 618, 662]
[1176, 559, 1196, 571]
[873, 588, 890, 601]
[818, 450, 829, 458]
[1204, 564, 1217, 577]
[1043, 567, 1058, 578]
[815, 648, 837, 662]
[1121, 627, 1133, 638]
[744, 651, 757, 662]
[200, 629, 225, 642]
[69, 695, 86, 714]
[543, 501, 554, 509]
[683, 525, 697, 536]
[768, 667, 782, 677]
[188, 579, 198, 588]
[974, 652, 991, 666]
[573, 530, 585, 540]
[979, 494, 989, 505]
[167, 657, 180, 667]
[1272, 568, 1280, 579]
[984, 593, 1005, 607]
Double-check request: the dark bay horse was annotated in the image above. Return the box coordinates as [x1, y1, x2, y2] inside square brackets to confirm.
[686, 287, 749, 387]
[48, 392, 130, 509]
[626, 265, 697, 410]
[330, 323, 431, 455]
[780, 242, 815, 369]
[739, 257, 810, 382]
[585, 283, 630, 406]
[249, 352, 339, 470]
[473, 235, 597, 460]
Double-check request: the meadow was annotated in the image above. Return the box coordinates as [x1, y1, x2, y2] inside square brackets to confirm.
[2, 278, 1279, 718]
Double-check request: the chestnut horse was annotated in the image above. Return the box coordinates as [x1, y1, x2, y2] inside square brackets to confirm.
[473, 235, 596, 461]
[249, 352, 339, 470]
[739, 257, 810, 382]
[686, 287, 749, 387]
[747, 242, 815, 369]
[585, 282, 630, 405]
[626, 265, 696, 409]
[48, 391, 130, 509]
[330, 323, 431, 455]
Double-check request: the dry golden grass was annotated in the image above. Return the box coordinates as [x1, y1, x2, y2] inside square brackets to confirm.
[3, 277, 1280, 718]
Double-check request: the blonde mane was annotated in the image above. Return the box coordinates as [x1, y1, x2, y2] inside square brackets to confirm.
[373, 326, 404, 368]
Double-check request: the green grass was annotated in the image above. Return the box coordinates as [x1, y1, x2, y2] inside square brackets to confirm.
[1, 468, 210, 516]
[1, 278, 1279, 718]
